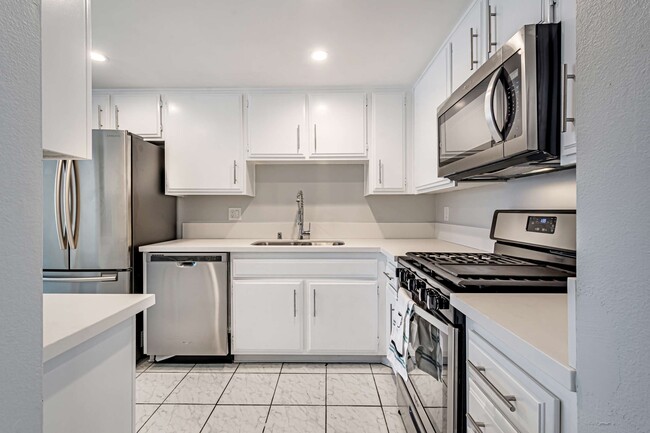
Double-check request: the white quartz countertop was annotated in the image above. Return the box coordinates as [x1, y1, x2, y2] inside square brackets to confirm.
[451, 293, 576, 391]
[43, 294, 155, 363]
[139, 238, 484, 258]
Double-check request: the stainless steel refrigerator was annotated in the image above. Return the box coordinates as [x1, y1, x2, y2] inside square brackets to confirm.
[43, 130, 176, 295]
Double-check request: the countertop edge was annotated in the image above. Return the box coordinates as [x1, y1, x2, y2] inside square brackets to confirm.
[43, 295, 155, 363]
[451, 294, 577, 392]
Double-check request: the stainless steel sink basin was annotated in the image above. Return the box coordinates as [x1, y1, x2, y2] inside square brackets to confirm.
[251, 240, 345, 246]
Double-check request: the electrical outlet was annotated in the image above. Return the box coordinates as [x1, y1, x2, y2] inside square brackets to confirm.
[443, 206, 450, 222]
[228, 208, 242, 221]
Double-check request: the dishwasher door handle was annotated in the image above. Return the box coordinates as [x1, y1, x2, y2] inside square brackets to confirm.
[176, 261, 198, 268]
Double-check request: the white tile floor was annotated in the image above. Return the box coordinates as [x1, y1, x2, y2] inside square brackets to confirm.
[135, 361, 407, 433]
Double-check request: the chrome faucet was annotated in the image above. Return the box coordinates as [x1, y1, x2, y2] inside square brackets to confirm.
[296, 190, 311, 240]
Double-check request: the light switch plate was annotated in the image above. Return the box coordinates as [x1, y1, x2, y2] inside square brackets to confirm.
[228, 208, 242, 221]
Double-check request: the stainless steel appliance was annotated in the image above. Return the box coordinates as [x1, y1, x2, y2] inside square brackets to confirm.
[144, 253, 229, 357]
[395, 210, 576, 433]
[437, 24, 563, 181]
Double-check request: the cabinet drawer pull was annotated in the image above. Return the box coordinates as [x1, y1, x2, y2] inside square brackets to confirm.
[467, 360, 517, 412]
[466, 413, 485, 433]
[382, 271, 394, 280]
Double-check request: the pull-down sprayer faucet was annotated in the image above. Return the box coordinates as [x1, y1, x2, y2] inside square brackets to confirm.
[296, 190, 311, 240]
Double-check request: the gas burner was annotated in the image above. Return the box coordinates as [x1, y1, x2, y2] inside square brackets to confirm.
[407, 252, 531, 266]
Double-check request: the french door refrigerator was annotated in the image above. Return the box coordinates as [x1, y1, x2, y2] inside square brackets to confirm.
[43, 130, 176, 295]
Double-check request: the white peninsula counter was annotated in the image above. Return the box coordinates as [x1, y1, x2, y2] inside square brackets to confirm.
[43, 294, 155, 433]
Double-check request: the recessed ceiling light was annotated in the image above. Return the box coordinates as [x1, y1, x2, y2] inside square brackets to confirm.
[90, 51, 108, 62]
[311, 50, 328, 62]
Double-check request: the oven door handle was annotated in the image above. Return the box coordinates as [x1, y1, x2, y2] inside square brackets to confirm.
[484, 67, 505, 143]
[447, 325, 459, 433]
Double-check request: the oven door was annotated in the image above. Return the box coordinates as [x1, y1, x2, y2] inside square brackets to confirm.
[397, 304, 459, 433]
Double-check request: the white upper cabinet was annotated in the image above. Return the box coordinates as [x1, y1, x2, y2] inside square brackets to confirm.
[91, 94, 110, 130]
[308, 92, 367, 158]
[449, 0, 484, 92]
[486, 0, 544, 57]
[413, 48, 454, 193]
[164, 92, 251, 195]
[555, 0, 577, 165]
[42, 0, 92, 159]
[246, 93, 307, 159]
[307, 280, 378, 354]
[368, 92, 406, 194]
[110, 93, 163, 139]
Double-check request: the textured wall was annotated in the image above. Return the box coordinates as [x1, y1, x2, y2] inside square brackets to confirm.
[433, 169, 576, 228]
[0, 0, 43, 431]
[179, 164, 436, 224]
[576, 1, 650, 432]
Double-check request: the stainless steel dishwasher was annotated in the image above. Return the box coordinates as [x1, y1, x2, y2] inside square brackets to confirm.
[145, 253, 229, 357]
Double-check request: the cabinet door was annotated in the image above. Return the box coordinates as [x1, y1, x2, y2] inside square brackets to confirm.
[369, 92, 406, 193]
[307, 281, 378, 354]
[413, 49, 454, 193]
[232, 280, 303, 354]
[91, 94, 111, 130]
[449, 1, 484, 92]
[164, 93, 245, 193]
[308, 93, 367, 158]
[487, 0, 543, 57]
[247, 93, 307, 158]
[41, 0, 91, 159]
[556, 0, 577, 165]
[111, 93, 163, 138]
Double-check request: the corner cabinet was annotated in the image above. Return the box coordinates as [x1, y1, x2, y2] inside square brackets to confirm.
[308, 92, 368, 159]
[42, 0, 92, 159]
[366, 92, 407, 194]
[163, 92, 253, 196]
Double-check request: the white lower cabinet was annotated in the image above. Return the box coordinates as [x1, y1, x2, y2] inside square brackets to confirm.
[231, 280, 303, 354]
[307, 281, 378, 354]
[468, 376, 519, 433]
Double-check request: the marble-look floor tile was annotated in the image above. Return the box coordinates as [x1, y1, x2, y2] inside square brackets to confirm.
[273, 374, 326, 405]
[425, 407, 447, 433]
[265, 406, 325, 433]
[191, 363, 239, 373]
[374, 374, 398, 406]
[327, 363, 372, 374]
[201, 405, 268, 433]
[165, 373, 232, 404]
[371, 363, 393, 374]
[136, 373, 186, 404]
[383, 407, 407, 433]
[411, 374, 446, 407]
[146, 363, 195, 373]
[327, 406, 389, 433]
[236, 363, 283, 373]
[139, 404, 212, 433]
[281, 363, 326, 374]
[135, 404, 158, 431]
[218, 373, 279, 405]
[327, 374, 380, 406]
[136, 360, 153, 373]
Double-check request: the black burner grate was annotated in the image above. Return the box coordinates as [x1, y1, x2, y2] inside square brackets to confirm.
[406, 252, 530, 266]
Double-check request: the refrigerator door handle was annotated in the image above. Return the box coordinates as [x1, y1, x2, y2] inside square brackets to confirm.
[64, 160, 80, 249]
[42, 273, 119, 283]
[54, 161, 68, 250]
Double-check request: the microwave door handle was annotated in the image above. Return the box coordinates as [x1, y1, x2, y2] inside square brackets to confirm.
[484, 68, 504, 143]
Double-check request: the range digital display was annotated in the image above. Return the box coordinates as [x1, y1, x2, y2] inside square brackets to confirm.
[526, 216, 557, 234]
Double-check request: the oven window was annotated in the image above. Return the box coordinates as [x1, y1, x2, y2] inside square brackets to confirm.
[408, 315, 449, 433]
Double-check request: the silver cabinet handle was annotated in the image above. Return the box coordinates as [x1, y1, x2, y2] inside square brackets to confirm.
[562, 64, 576, 132]
[43, 273, 118, 283]
[313, 288, 316, 317]
[379, 160, 384, 184]
[114, 105, 119, 129]
[487, 4, 497, 54]
[382, 271, 394, 281]
[54, 161, 67, 250]
[293, 289, 297, 318]
[233, 160, 238, 184]
[467, 360, 517, 412]
[313, 124, 317, 153]
[97, 105, 103, 129]
[297, 125, 301, 153]
[466, 413, 485, 433]
[470, 27, 479, 70]
[64, 160, 79, 250]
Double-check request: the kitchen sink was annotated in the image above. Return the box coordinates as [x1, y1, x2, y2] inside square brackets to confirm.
[251, 240, 345, 246]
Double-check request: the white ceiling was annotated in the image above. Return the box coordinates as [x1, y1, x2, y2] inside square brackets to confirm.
[91, 0, 472, 89]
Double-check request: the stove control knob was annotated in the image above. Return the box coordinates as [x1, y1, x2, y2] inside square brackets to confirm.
[437, 296, 450, 310]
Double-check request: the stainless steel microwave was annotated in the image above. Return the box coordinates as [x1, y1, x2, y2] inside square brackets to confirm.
[437, 24, 562, 181]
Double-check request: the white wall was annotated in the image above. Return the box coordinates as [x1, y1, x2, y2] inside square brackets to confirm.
[576, 1, 650, 432]
[0, 0, 43, 431]
[433, 169, 576, 228]
[179, 164, 436, 225]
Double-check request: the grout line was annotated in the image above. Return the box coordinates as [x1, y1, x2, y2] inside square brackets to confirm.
[135, 403, 161, 433]
[198, 370, 238, 433]
[325, 363, 328, 433]
[261, 364, 284, 433]
[371, 369, 391, 432]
